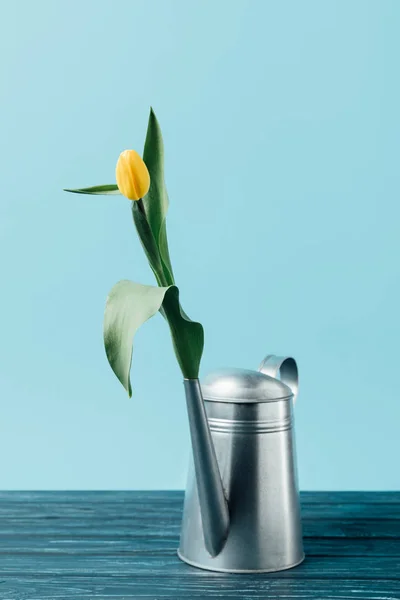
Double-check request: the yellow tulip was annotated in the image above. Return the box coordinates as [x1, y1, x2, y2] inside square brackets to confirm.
[115, 150, 150, 201]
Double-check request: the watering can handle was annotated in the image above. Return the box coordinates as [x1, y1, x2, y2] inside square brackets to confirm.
[258, 355, 299, 403]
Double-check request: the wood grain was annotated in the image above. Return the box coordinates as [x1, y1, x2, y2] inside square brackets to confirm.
[0, 491, 398, 599]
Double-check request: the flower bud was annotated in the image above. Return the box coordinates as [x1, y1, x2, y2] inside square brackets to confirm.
[115, 150, 150, 201]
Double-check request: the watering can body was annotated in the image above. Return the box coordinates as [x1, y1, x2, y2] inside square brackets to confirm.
[178, 355, 304, 573]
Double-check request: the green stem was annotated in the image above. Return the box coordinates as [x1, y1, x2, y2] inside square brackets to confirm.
[137, 197, 147, 218]
[131, 199, 169, 288]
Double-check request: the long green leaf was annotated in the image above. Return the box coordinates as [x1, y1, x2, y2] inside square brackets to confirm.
[64, 184, 121, 195]
[104, 280, 204, 396]
[142, 109, 175, 285]
[158, 219, 174, 283]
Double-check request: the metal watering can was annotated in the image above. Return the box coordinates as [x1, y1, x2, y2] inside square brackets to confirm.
[178, 354, 304, 573]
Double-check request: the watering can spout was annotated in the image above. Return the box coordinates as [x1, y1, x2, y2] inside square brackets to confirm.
[184, 379, 230, 557]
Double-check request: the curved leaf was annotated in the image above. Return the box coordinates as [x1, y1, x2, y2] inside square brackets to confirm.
[104, 280, 204, 396]
[104, 281, 169, 397]
[64, 184, 121, 195]
[142, 109, 175, 285]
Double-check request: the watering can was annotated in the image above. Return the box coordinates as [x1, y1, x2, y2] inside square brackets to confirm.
[178, 354, 304, 573]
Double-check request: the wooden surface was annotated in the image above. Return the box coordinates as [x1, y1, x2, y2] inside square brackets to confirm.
[0, 491, 399, 599]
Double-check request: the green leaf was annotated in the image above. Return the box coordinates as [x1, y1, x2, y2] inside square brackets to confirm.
[104, 280, 204, 396]
[161, 287, 204, 380]
[142, 109, 175, 285]
[64, 184, 121, 195]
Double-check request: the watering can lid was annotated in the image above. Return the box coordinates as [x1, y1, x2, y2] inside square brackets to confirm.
[201, 368, 292, 403]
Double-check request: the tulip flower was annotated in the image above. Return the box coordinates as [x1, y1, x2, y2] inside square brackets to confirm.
[115, 149, 150, 201]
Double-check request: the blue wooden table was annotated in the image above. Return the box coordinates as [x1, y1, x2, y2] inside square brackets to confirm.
[0, 491, 399, 599]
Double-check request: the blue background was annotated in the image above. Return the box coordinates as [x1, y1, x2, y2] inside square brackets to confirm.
[1, 0, 399, 490]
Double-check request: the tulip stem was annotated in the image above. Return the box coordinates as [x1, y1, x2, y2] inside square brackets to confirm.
[132, 198, 169, 288]
[137, 198, 146, 219]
